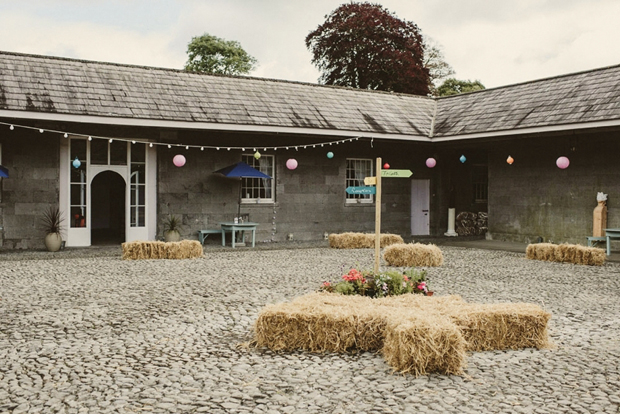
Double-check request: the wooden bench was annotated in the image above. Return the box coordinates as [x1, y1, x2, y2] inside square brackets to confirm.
[197, 229, 222, 245]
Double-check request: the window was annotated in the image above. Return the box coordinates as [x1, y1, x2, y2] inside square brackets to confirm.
[472, 165, 488, 203]
[346, 158, 373, 203]
[70, 139, 87, 227]
[130, 143, 146, 227]
[241, 155, 274, 203]
[90, 140, 127, 165]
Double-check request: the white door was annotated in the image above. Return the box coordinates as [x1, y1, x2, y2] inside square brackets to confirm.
[411, 179, 430, 235]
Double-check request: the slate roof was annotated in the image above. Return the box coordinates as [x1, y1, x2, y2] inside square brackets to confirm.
[0, 51, 434, 138]
[433, 64, 620, 138]
[0, 51, 619, 140]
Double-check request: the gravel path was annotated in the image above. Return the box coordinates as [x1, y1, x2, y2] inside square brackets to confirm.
[1, 245, 619, 413]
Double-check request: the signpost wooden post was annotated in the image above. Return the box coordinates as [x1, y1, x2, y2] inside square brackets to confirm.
[374, 158, 382, 273]
[363, 160, 412, 273]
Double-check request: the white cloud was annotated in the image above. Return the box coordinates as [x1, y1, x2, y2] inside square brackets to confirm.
[1, 0, 619, 88]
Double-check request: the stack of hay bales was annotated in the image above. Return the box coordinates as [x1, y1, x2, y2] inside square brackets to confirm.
[122, 240, 204, 260]
[383, 243, 443, 267]
[456, 211, 488, 236]
[252, 292, 551, 376]
[526, 243, 605, 266]
[328, 232, 404, 249]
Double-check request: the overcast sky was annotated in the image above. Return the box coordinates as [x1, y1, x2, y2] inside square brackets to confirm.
[1, 0, 619, 89]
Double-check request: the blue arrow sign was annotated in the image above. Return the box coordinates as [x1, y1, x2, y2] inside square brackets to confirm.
[346, 186, 376, 195]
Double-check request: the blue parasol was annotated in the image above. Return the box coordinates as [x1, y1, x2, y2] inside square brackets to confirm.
[213, 162, 271, 179]
[213, 162, 272, 217]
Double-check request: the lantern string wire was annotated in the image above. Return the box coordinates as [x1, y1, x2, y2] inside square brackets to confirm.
[0, 121, 363, 151]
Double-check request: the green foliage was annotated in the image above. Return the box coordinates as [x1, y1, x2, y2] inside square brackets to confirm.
[423, 38, 455, 96]
[320, 268, 429, 298]
[41, 206, 64, 235]
[163, 215, 182, 233]
[437, 78, 485, 97]
[334, 282, 356, 295]
[306, 2, 429, 95]
[185, 33, 257, 76]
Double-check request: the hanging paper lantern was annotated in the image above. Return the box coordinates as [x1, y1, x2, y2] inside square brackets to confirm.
[507, 155, 514, 165]
[254, 151, 261, 160]
[556, 156, 570, 169]
[327, 152, 334, 159]
[173, 154, 186, 167]
[72, 157, 81, 169]
[286, 158, 298, 170]
[425, 158, 436, 168]
[459, 155, 466, 163]
[383, 163, 390, 169]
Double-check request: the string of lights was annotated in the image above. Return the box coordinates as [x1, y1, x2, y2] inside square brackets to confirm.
[0, 121, 362, 151]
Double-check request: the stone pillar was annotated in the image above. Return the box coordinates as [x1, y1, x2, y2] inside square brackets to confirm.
[445, 208, 458, 237]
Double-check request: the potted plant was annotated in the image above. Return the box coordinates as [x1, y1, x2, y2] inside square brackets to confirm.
[163, 215, 182, 242]
[42, 206, 64, 252]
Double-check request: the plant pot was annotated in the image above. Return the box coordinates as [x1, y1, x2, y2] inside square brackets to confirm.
[426, 291, 434, 297]
[44, 233, 63, 252]
[164, 230, 181, 242]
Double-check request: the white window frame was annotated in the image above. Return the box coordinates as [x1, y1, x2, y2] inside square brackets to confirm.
[241, 154, 275, 204]
[346, 158, 374, 204]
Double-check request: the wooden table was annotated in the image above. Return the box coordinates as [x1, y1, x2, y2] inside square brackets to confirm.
[220, 222, 258, 248]
[605, 228, 620, 256]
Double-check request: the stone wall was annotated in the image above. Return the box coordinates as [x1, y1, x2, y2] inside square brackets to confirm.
[0, 128, 60, 249]
[487, 131, 620, 245]
[157, 134, 440, 242]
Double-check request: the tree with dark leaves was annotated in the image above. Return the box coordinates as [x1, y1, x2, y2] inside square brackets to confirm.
[306, 2, 429, 96]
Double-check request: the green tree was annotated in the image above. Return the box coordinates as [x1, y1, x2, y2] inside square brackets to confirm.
[305, 2, 429, 96]
[437, 78, 485, 97]
[423, 38, 455, 96]
[184, 33, 257, 76]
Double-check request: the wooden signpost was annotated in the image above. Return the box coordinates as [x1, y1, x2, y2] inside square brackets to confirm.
[364, 158, 413, 272]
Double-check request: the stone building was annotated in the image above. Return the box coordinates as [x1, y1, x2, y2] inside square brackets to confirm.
[0, 51, 619, 249]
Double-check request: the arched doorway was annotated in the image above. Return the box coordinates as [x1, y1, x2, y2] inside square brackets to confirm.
[91, 171, 126, 245]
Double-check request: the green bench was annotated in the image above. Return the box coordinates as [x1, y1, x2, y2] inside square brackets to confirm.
[197, 229, 222, 245]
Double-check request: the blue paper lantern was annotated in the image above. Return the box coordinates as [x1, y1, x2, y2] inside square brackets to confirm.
[72, 157, 81, 169]
[459, 155, 466, 163]
[327, 152, 334, 159]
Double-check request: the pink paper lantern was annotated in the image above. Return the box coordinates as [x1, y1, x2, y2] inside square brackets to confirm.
[426, 158, 436, 168]
[173, 154, 186, 167]
[286, 158, 298, 170]
[556, 156, 570, 169]
[383, 163, 390, 169]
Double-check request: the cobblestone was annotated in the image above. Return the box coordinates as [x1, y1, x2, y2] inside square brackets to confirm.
[0, 245, 619, 413]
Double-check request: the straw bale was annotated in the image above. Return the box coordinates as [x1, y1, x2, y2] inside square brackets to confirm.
[382, 313, 467, 376]
[122, 240, 204, 260]
[252, 292, 552, 376]
[383, 243, 443, 267]
[526, 243, 604, 266]
[445, 303, 552, 351]
[253, 293, 387, 352]
[328, 232, 404, 249]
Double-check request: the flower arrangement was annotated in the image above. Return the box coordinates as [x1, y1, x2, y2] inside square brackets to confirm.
[320, 268, 430, 298]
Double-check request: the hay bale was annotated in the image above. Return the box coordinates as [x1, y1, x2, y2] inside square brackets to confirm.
[122, 240, 203, 260]
[253, 293, 387, 352]
[382, 313, 467, 376]
[445, 303, 552, 351]
[526, 243, 604, 266]
[252, 292, 552, 376]
[383, 243, 443, 267]
[328, 233, 404, 249]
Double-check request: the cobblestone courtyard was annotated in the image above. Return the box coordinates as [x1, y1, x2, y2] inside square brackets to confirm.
[1, 245, 619, 413]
